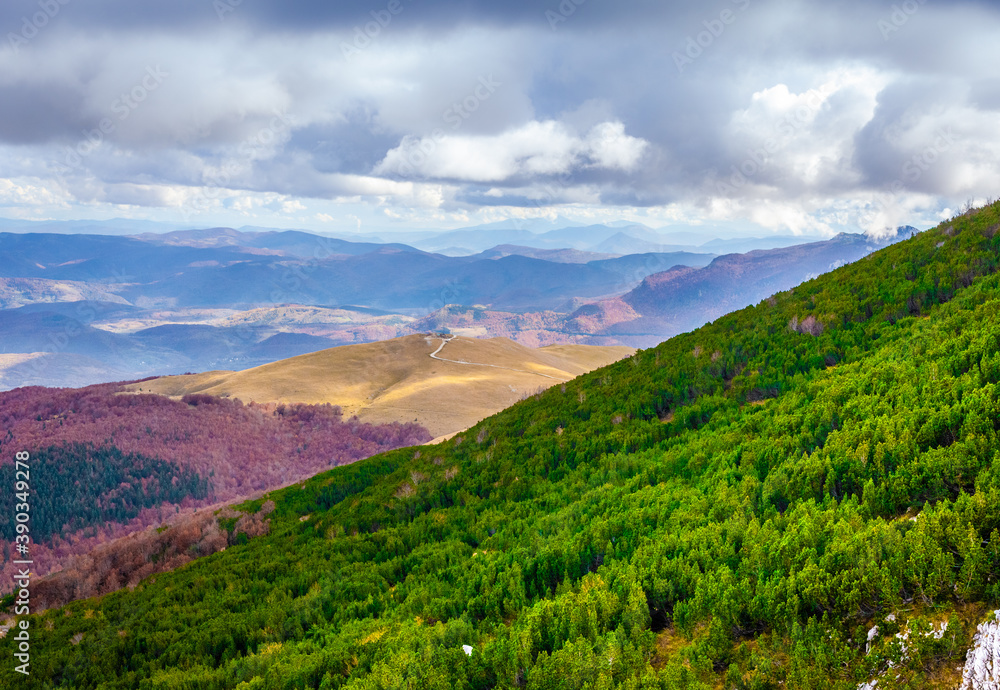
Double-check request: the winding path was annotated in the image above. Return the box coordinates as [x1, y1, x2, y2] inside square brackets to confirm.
[428, 335, 570, 381]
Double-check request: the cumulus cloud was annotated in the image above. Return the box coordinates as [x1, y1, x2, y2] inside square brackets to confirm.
[373, 120, 648, 182]
[0, 0, 997, 233]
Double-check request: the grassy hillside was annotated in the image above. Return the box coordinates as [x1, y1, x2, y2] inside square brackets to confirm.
[131, 335, 634, 438]
[4, 203, 1000, 688]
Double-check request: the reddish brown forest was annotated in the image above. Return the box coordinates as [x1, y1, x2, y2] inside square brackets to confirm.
[0, 382, 430, 586]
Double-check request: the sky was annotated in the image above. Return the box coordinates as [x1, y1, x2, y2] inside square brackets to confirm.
[0, 0, 998, 237]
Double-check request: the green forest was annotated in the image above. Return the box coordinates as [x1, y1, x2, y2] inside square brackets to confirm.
[0, 443, 209, 544]
[4, 202, 1000, 688]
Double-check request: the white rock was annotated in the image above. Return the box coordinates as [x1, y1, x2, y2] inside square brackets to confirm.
[860, 619, 950, 689]
[960, 611, 1000, 690]
[462, 644, 473, 657]
[866, 625, 880, 654]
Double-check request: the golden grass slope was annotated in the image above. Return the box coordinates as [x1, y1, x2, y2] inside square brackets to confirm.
[129, 334, 634, 437]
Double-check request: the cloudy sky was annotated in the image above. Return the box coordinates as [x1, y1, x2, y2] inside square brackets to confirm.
[1, 0, 998, 237]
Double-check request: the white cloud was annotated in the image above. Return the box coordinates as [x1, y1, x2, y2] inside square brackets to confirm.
[724, 67, 888, 192]
[373, 120, 648, 182]
[0, 178, 66, 207]
[585, 122, 649, 171]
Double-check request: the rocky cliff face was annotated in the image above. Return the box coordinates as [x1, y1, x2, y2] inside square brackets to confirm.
[961, 612, 1000, 690]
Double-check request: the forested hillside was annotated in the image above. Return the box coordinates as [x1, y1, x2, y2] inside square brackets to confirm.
[4, 203, 1000, 688]
[0, 385, 429, 589]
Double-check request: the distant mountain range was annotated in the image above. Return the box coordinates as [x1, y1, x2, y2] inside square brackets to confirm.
[0, 229, 714, 311]
[367, 220, 827, 256]
[418, 227, 919, 347]
[565, 227, 916, 346]
[0, 215, 829, 255]
[0, 221, 917, 388]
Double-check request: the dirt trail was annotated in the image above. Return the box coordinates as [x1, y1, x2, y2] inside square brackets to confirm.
[429, 335, 569, 381]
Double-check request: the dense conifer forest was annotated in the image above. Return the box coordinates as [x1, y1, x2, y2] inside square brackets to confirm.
[4, 202, 1000, 687]
[0, 442, 210, 544]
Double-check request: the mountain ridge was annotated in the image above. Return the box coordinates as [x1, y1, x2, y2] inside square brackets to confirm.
[129, 334, 634, 438]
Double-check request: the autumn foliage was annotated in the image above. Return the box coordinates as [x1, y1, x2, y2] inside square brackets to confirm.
[0, 382, 430, 586]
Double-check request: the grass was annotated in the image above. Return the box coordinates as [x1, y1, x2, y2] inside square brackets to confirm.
[127, 334, 634, 437]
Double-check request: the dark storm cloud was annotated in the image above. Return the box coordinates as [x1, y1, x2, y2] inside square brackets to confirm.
[0, 80, 91, 144]
[0, 0, 683, 33]
[294, 117, 403, 177]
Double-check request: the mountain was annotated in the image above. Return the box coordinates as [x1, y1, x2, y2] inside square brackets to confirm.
[0, 277, 131, 310]
[0, 229, 716, 387]
[564, 229, 916, 347]
[697, 233, 839, 254]
[476, 245, 619, 264]
[0, 227, 911, 388]
[130, 334, 634, 438]
[134, 228, 422, 258]
[0, 352, 130, 390]
[5, 203, 997, 687]
[590, 231, 692, 255]
[113, 251, 655, 311]
[406, 223, 672, 254]
[401, 227, 543, 254]
[0, 309, 161, 367]
[0, 305, 346, 388]
[656, 229, 719, 245]
[535, 223, 662, 248]
[0, 230, 714, 313]
[409, 230, 915, 349]
[0, 302, 425, 390]
[394, 220, 829, 256]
